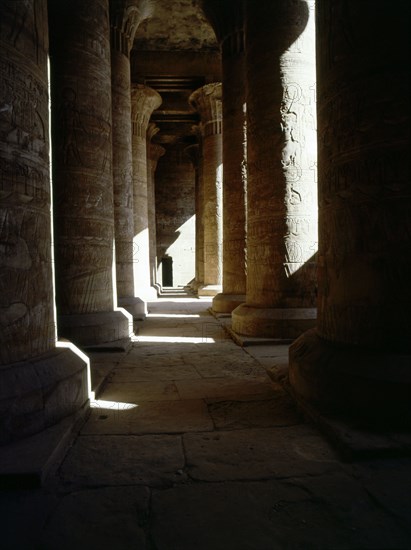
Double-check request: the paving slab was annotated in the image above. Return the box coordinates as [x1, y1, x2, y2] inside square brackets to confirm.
[184, 425, 340, 481]
[60, 434, 186, 487]
[151, 477, 410, 550]
[350, 457, 411, 529]
[101, 380, 180, 402]
[110, 363, 200, 381]
[175, 377, 275, 400]
[208, 391, 302, 430]
[82, 399, 214, 435]
[0, 490, 60, 550]
[39, 487, 149, 550]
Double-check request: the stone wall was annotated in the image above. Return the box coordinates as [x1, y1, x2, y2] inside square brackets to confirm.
[155, 143, 195, 287]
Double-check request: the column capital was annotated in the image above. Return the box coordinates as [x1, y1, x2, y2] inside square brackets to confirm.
[110, 0, 156, 56]
[148, 142, 165, 164]
[130, 84, 162, 136]
[189, 83, 222, 136]
[201, 0, 244, 55]
[147, 121, 160, 142]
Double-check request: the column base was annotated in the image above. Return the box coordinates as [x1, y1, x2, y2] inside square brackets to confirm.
[197, 284, 222, 297]
[0, 347, 89, 445]
[231, 303, 316, 339]
[58, 309, 132, 347]
[289, 328, 411, 429]
[212, 293, 246, 314]
[118, 296, 146, 319]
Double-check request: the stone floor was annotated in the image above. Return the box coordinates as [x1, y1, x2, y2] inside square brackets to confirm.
[1, 294, 411, 549]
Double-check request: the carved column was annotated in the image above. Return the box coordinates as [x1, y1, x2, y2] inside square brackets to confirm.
[130, 84, 162, 305]
[0, 0, 88, 443]
[49, 0, 131, 346]
[189, 84, 223, 297]
[110, 0, 154, 318]
[147, 123, 165, 291]
[185, 143, 202, 291]
[289, 1, 411, 426]
[202, 0, 247, 313]
[232, 0, 317, 338]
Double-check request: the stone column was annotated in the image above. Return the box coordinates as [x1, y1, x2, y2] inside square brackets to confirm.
[0, 0, 88, 444]
[130, 84, 162, 305]
[110, 0, 154, 319]
[289, 0, 411, 426]
[49, 0, 131, 347]
[189, 84, 223, 297]
[184, 143, 202, 291]
[202, 0, 247, 313]
[232, 0, 317, 338]
[147, 123, 165, 291]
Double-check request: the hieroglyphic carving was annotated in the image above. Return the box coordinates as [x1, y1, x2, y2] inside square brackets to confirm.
[189, 84, 223, 289]
[0, 0, 55, 364]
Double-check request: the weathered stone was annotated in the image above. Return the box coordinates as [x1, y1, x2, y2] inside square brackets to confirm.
[232, 0, 317, 338]
[0, 0, 88, 443]
[40, 486, 149, 550]
[176, 377, 275, 401]
[146, 125, 165, 289]
[82, 399, 214, 435]
[184, 425, 339, 481]
[288, 0, 411, 427]
[102, 380, 180, 402]
[189, 83, 223, 297]
[151, 474, 409, 550]
[60, 434, 186, 487]
[110, 1, 150, 319]
[155, 141, 196, 287]
[208, 392, 302, 430]
[130, 84, 162, 304]
[203, 1, 247, 313]
[49, 0, 131, 346]
[110, 363, 200, 381]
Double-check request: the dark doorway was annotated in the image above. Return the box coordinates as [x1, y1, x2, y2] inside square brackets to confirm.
[162, 256, 173, 287]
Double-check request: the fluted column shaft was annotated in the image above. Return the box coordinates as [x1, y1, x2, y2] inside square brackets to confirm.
[203, 0, 247, 313]
[232, 0, 317, 338]
[0, 0, 88, 443]
[289, 0, 411, 426]
[147, 124, 165, 289]
[49, 0, 131, 346]
[189, 84, 223, 296]
[130, 84, 161, 302]
[110, 0, 151, 318]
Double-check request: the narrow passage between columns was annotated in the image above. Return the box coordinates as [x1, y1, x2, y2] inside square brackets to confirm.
[19, 295, 411, 550]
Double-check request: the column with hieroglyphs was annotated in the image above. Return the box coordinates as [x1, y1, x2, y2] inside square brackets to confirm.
[146, 123, 165, 291]
[0, 0, 89, 443]
[130, 84, 162, 306]
[189, 84, 223, 297]
[232, 0, 317, 339]
[49, 0, 132, 346]
[289, 0, 411, 427]
[110, 0, 155, 318]
[202, 0, 247, 313]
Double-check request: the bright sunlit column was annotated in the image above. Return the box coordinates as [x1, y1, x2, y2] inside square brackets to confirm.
[130, 84, 162, 307]
[110, 1, 154, 319]
[232, 0, 317, 339]
[189, 83, 223, 297]
[146, 123, 165, 291]
[0, 0, 89, 443]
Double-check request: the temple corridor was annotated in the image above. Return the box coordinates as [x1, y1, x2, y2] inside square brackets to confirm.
[2, 293, 411, 548]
